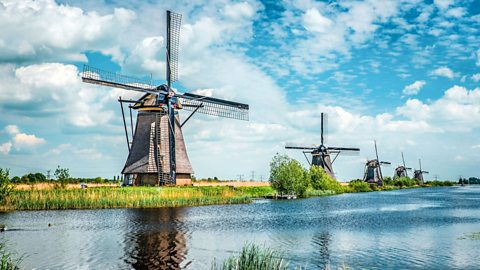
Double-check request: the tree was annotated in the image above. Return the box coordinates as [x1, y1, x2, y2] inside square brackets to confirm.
[269, 153, 309, 197]
[54, 166, 70, 188]
[309, 165, 342, 192]
[0, 168, 14, 205]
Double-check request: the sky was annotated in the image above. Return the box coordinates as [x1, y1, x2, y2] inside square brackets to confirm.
[0, 0, 479, 181]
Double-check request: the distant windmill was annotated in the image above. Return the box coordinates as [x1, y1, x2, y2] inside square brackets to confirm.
[363, 140, 391, 185]
[413, 159, 429, 184]
[394, 152, 412, 178]
[82, 10, 249, 186]
[285, 112, 360, 179]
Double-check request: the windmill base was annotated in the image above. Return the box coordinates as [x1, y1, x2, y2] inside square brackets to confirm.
[124, 173, 192, 186]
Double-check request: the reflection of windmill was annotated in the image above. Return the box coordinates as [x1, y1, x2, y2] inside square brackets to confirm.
[394, 152, 412, 178]
[363, 140, 390, 185]
[285, 112, 360, 179]
[82, 11, 249, 186]
[413, 159, 429, 184]
[124, 208, 188, 269]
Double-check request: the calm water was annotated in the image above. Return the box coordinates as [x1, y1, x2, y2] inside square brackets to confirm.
[1, 186, 480, 269]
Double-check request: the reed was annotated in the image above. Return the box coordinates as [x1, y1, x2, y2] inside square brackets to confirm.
[1, 186, 268, 211]
[0, 243, 22, 270]
[211, 244, 289, 270]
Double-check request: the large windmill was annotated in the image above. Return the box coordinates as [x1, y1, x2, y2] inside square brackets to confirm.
[285, 113, 360, 179]
[394, 152, 412, 178]
[413, 159, 429, 184]
[82, 10, 249, 186]
[363, 140, 391, 185]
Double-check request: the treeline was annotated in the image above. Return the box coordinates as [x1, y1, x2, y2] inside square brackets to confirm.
[269, 154, 455, 197]
[459, 177, 480, 184]
[8, 166, 117, 184]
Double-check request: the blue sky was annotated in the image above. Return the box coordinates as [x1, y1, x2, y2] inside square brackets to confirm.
[0, 0, 479, 181]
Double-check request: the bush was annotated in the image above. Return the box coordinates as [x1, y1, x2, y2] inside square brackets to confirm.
[348, 180, 372, 192]
[394, 177, 417, 187]
[269, 154, 309, 197]
[0, 168, 13, 205]
[309, 165, 342, 193]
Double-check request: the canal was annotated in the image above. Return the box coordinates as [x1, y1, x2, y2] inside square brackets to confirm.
[1, 186, 479, 269]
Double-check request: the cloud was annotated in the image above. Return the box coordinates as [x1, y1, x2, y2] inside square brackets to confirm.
[0, 0, 135, 63]
[0, 63, 127, 128]
[476, 49, 480, 67]
[397, 85, 480, 132]
[434, 0, 454, 10]
[1, 125, 45, 154]
[472, 73, 480, 82]
[403, 80, 426, 95]
[4, 125, 19, 135]
[303, 8, 333, 33]
[430, 66, 455, 79]
[445, 7, 466, 18]
[12, 133, 45, 149]
[0, 142, 12, 155]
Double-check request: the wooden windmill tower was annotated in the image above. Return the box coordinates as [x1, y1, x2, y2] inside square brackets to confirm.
[285, 113, 360, 179]
[394, 152, 412, 178]
[413, 159, 429, 184]
[82, 11, 249, 186]
[363, 140, 390, 185]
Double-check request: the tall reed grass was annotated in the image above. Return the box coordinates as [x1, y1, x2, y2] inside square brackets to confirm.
[1, 186, 265, 211]
[211, 244, 289, 270]
[0, 243, 22, 270]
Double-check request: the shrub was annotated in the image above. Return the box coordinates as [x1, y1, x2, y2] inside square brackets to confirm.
[348, 180, 372, 192]
[309, 165, 342, 193]
[394, 177, 417, 187]
[0, 168, 13, 205]
[269, 154, 309, 197]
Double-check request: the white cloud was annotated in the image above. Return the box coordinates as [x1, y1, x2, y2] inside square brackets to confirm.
[12, 133, 45, 149]
[434, 0, 454, 10]
[4, 125, 19, 135]
[472, 145, 480, 149]
[0, 142, 12, 155]
[445, 7, 466, 18]
[0, 63, 120, 127]
[472, 73, 480, 82]
[303, 8, 333, 33]
[1, 125, 45, 153]
[403, 80, 426, 95]
[430, 66, 455, 79]
[0, 0, 135, 63]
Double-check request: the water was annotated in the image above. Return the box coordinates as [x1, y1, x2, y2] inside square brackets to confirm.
[1, 186, 480, 269]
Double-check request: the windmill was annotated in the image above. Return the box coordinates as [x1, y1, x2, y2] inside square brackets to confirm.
[285, 112, 360, 179]
[363, 140, 391, 185]
[394, 152, 412, 178]
[413, 159, 429, 184]
[82, 10, 249, 186]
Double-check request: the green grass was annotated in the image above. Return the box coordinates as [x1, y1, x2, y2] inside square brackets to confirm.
[1, 186, 276, 211]
[0, 243, 22, 270]
[211, 244, 289, 270]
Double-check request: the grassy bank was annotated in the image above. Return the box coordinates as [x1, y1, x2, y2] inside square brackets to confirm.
[1, 186, 276, 211]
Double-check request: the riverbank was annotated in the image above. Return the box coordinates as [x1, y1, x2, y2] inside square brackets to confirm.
[0, 181, 454, 211]
[0, 186, 276, 211]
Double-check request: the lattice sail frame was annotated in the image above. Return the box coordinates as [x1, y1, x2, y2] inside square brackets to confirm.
[167, 11, 182, 83]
